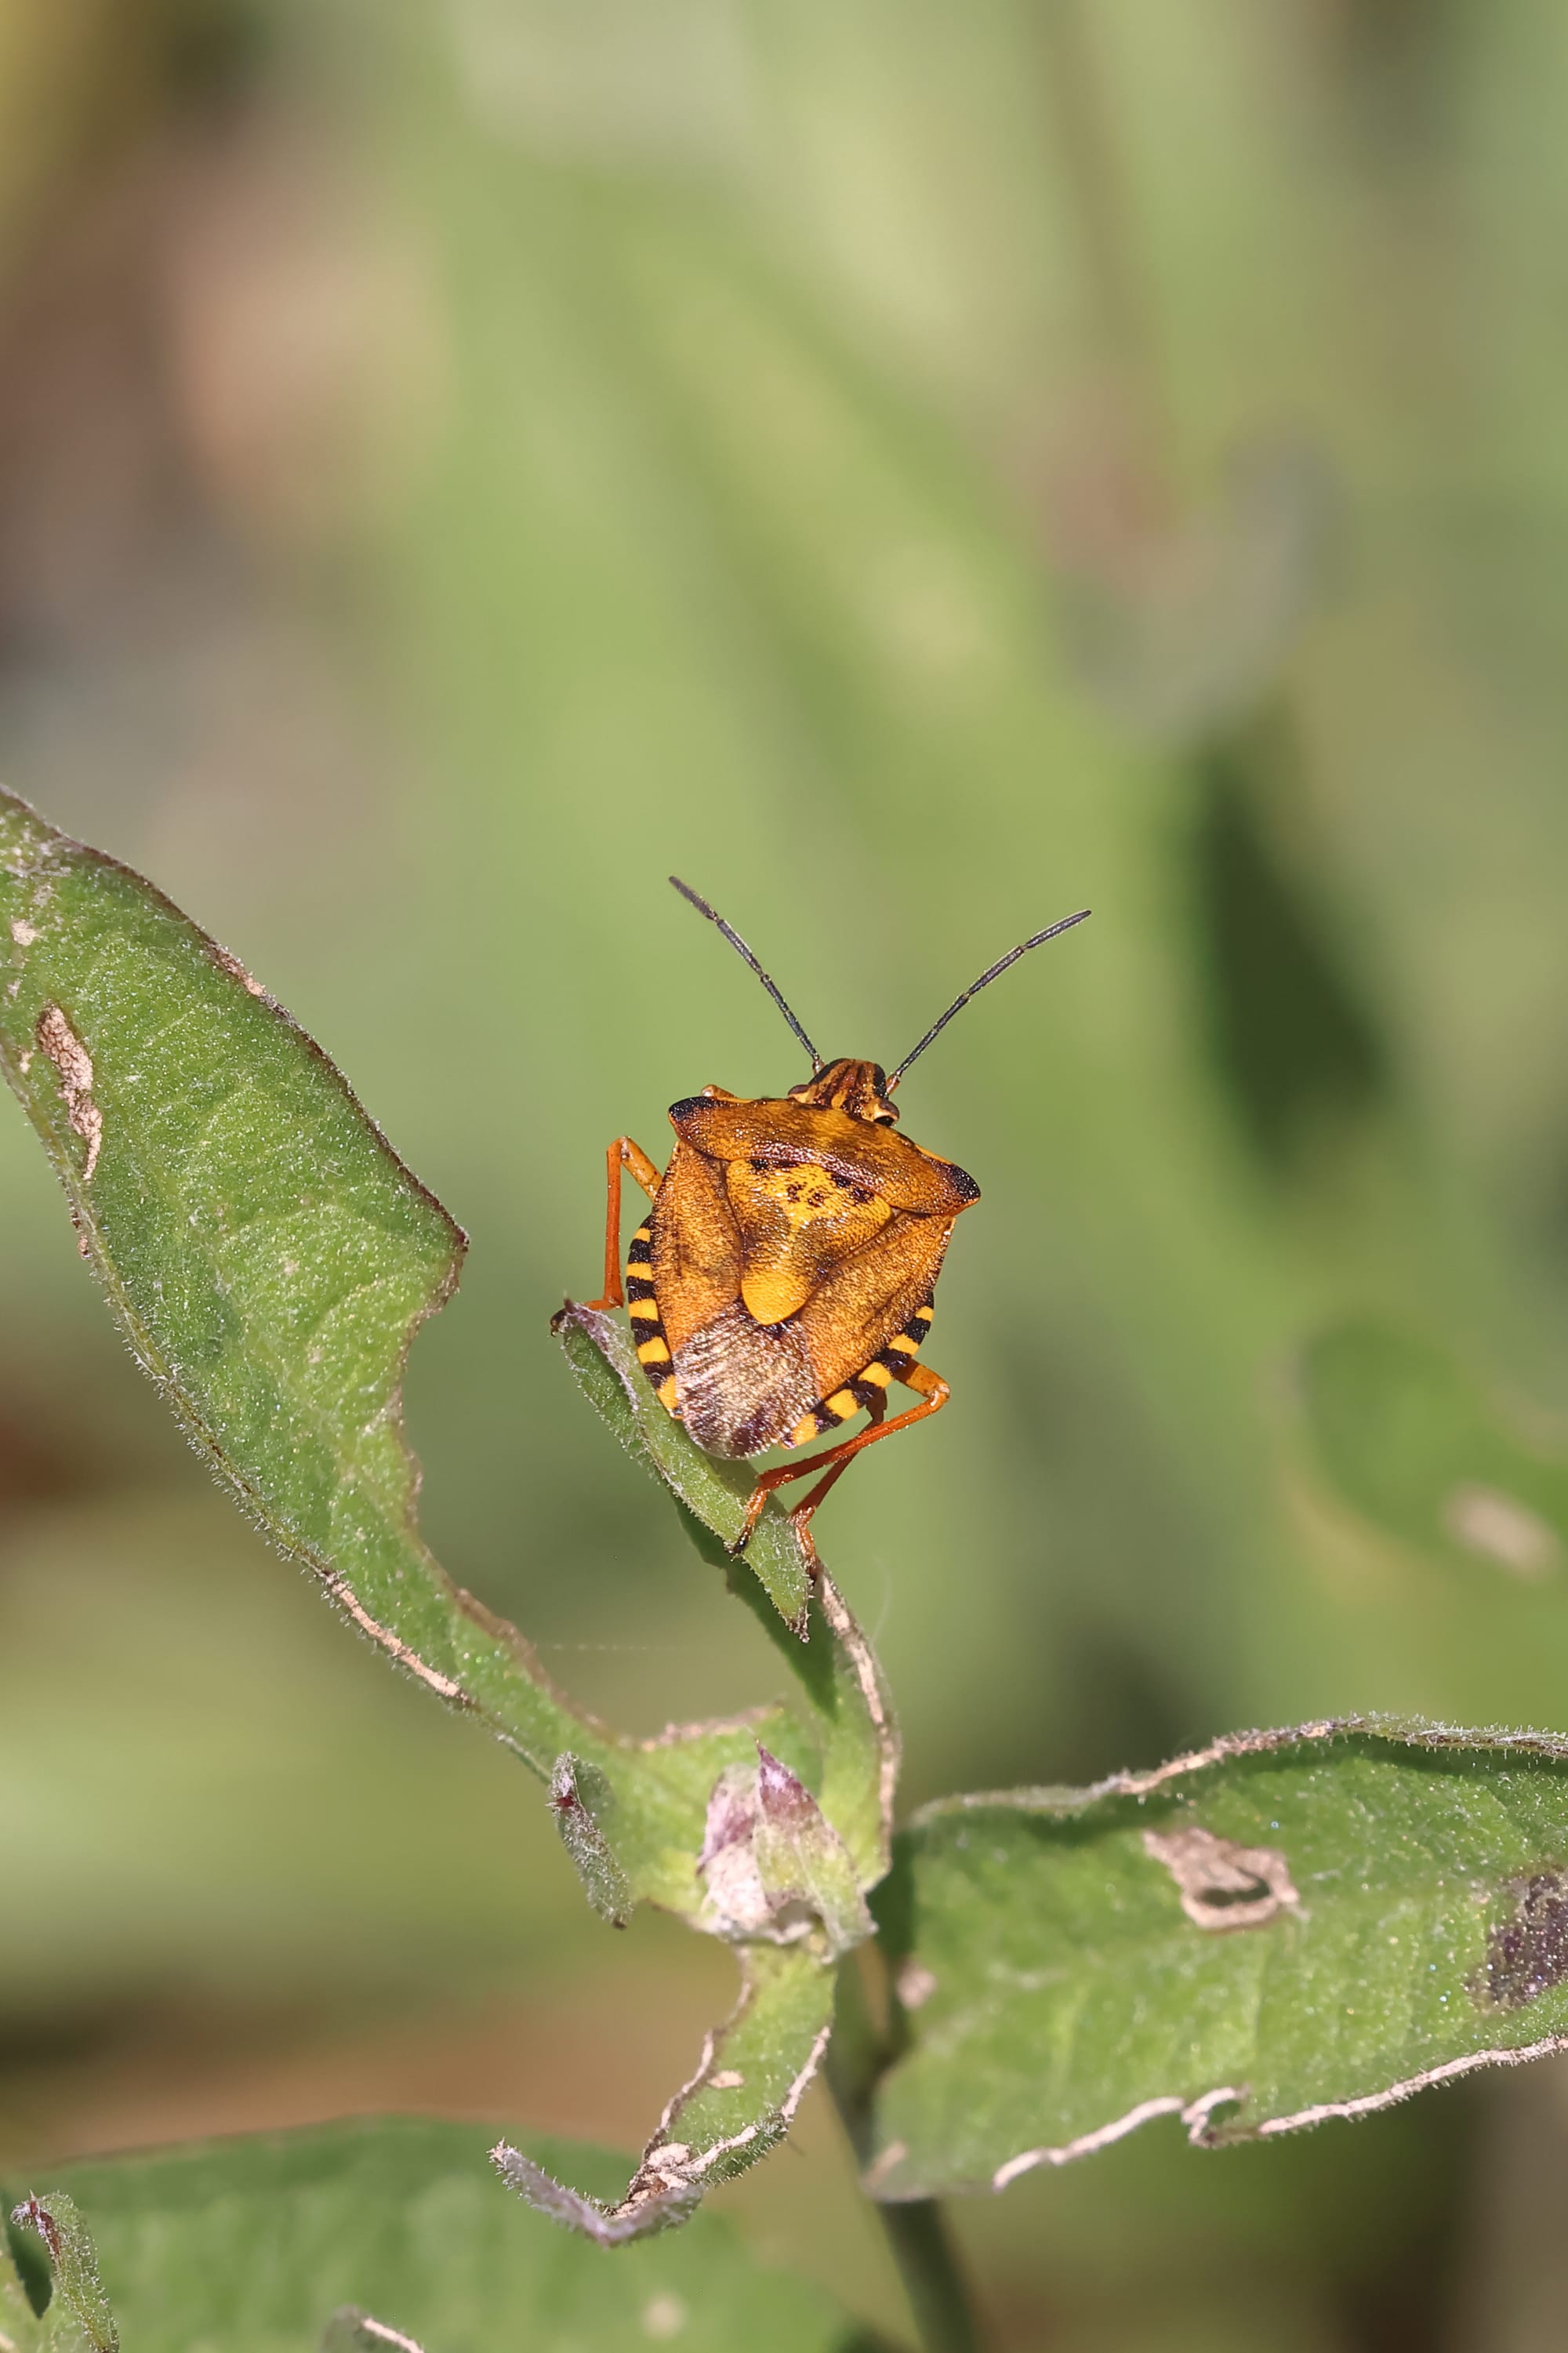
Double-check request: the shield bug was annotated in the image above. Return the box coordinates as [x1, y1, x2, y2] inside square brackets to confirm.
[579, 877, 1089, 1563]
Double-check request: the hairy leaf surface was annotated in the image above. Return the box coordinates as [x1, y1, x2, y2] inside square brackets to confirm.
[867, 1718, 1568, 2199]
[8, 2120, 866, 2352]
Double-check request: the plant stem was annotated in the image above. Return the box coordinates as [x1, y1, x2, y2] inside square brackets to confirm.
[828, 1957, 996, 2353]
[868, 2193, 992, 2353]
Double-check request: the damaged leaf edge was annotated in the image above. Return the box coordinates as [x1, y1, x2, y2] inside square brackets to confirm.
[920, 2030, 1568, 2202]
[908, 1712, 1568, 1825]
[492, 1956, 833, 2242]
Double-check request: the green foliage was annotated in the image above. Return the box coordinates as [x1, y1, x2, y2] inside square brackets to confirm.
[16, 2, 1568, 2338]
[5, 2120, 867, 2352]
[1298, 1319, 1568, 1583]
[5, 2193, 117, 2351]
[868, 1721, 1568, 2200]
[18, 779, 1568, 2272]
[0, 786, 891, 2239]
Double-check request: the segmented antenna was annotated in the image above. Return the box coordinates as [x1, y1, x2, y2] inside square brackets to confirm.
[669, 877, 822, 1071]
[887, 909, 1091, 1087]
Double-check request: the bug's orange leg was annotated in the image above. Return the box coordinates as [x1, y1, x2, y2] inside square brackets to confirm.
[774, 1392, 886, 1574]
[586, 1138, 662, 1310]
[731, 1364, 949, 1557]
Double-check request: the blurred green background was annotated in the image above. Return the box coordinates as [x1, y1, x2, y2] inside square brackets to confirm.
[9, 0, 1568, 2343]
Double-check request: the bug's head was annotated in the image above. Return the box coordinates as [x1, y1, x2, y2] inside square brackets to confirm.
[668, 877, 1089, 1106]
[788, 1058, 898, 1124]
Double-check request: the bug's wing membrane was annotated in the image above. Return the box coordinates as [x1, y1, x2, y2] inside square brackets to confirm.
[650, 1141, 745, 1355]
[791, 1211, 955, 1407]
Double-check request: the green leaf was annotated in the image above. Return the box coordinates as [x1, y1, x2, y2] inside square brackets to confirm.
[495, 1943, 837, 2240]
[9, 2119, 866, 2353]
[865, 1718, 1568, 2200]
[0, 800, 505, 1730]
[8, 2194, 117, 2351]
[1295, 1318, 1568, 1582]
[547, 1755, 635, 1929]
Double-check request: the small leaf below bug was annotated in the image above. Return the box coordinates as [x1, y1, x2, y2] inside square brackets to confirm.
[493, 1942, 837, 2242]
[9, 2195, 118, 2352]
[699, 1746, 873, 1957]
[550, 1753, 633, 1927]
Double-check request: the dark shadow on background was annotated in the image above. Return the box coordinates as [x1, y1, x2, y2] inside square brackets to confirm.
[1190, 712, 1392, 1178]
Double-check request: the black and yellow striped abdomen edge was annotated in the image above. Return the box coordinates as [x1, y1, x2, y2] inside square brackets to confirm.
[784, 1297, 936, 1448]
[624, 1223, 680, 1414]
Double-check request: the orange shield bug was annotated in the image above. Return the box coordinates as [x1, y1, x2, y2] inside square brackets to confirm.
[579, 878, 1089, 1563]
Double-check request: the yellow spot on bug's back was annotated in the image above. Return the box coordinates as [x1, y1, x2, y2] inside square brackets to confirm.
[726, 1157, 891, 1329]
[788, 1414, 818, 1448]
[859, 1360, 892, 1387]
[916, 1303, 934, 1321]
[628, 1298, 660, 1320]
[655, 1375, 679, 1411]
[637, 1335, 672, 1365]
[826, 1389, 858, 1419]
[742, 1265, 813, 1325]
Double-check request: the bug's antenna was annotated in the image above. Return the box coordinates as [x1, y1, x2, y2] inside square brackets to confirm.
[669, 877, 823, 1071]
[887, 908, 1091, 1088]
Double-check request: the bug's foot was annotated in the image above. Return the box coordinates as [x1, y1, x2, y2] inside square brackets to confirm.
[729, 1491, 770, 1556]
[789, 1513, 824, 1580]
